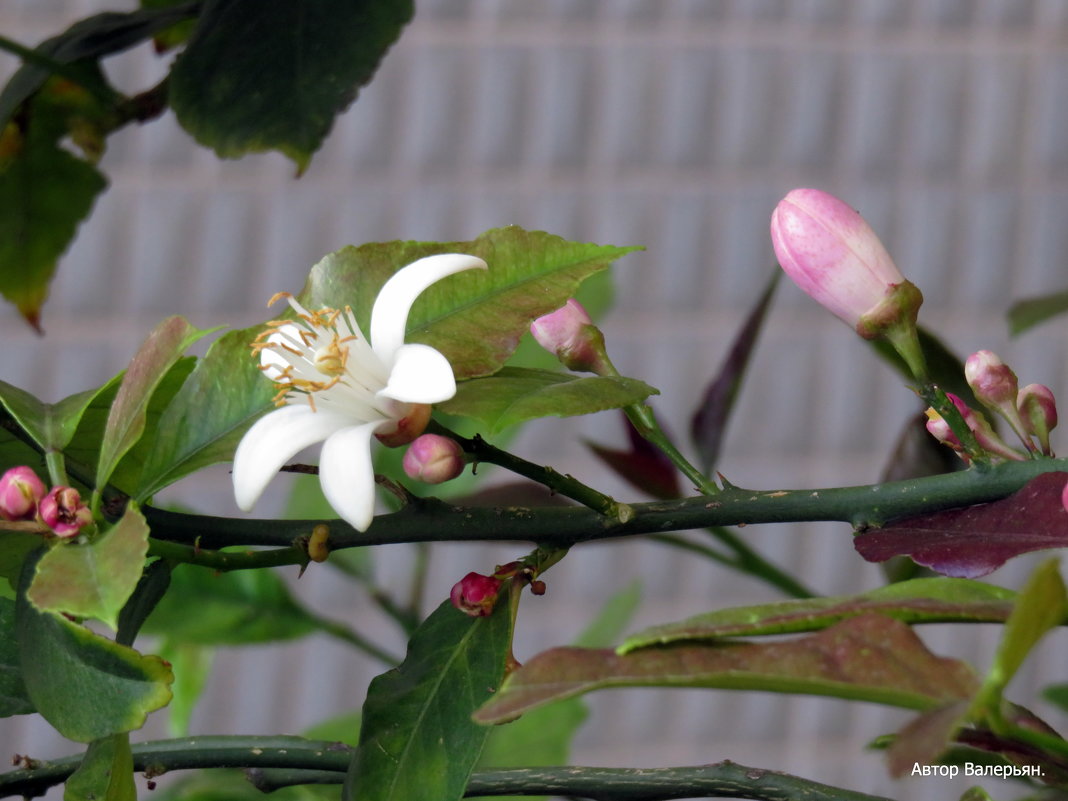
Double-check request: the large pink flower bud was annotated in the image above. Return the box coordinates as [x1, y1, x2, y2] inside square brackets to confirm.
[38, 486, 92, 539]
[964, 350, 1033, 451]
[402, 434, 465, 484]
[530, 299, 609, 374]
[0, 466, 46, 521]
[771, 189, 926, 377]
[450, 572, 502, 617]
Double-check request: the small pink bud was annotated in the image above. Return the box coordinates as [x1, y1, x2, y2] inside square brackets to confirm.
[945, 393, 1025, 462]
[402, 434, 465, 484]
[530, 299, 609, 374]
[450, 572, 502, 617]
[965, 351, 1019, 408]
[38, 486, 92, 538]
[0, 466, 46, 521]
[1018, 383, 1058, 456]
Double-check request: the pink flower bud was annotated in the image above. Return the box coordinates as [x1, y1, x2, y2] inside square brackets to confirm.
[450, 572, 502, 617]
[944, 393, 1025, 462]
[38, 486, 92, 538]
[771, 189, 925, 378]
[1018, 383, 1058, 456]
[402, 434, 465, 484]
[965, 351, 1018, 408]
[530, 299, 609, 374]
[0, 466, 46, 521]
[1062, 480, 1068, 515]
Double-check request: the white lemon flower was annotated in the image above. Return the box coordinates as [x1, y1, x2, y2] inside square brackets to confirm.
[232, 253, 487, 531]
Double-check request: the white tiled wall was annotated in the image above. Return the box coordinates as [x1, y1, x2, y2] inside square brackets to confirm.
[4, 2, 1068, 798]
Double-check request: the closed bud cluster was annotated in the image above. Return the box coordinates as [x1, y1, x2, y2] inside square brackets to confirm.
[402, 434, 465, 484]
[926, 393, 1025, 463]
[1018, 384, 1058, 456]
[530, 299, 610, 374]
[0, 466, 46, 521]
[38, 486, 92, 539]
[449, 572, 502, 617]
[770, 188, 926, 380]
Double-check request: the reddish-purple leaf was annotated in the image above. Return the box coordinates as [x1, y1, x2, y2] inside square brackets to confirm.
[587, 411, 681, 500]
[855, 472, 1068, 579]
[690, 272, 778, 474]
[474, 615, 977, 724]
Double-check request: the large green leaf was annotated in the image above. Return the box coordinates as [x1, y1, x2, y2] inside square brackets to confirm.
[64, 733, 136, 801]
[0, 597, 33, 716]
[441, 367, 658, 434]
[301, 228, 640, 379]
[0, 379, 109, 454]
[28, 504, 150, 630]
[141, 563, 320, 644]
[0, 114, 107, 330]
[16, 552, 173, 742]
[344, 596, 514, 801]
[95, 316, 206, 491]
[169, 0, 413, 170]
[127, 325, 276, 501]
[620, 577, 1015, 653]
[474, 615, 979, 725]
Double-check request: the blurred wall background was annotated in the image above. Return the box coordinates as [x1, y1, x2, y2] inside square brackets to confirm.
[4, 1, 1068, 798]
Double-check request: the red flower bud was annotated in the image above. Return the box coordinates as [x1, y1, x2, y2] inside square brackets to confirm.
[450, 572, 502, 617]
[38, 486, 92, 538]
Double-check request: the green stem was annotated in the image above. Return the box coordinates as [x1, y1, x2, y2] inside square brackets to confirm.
[0, 34, 121, 108]
[142, 457, 1068, 551]
[703, 527, 814, 598]
[147, 539, 306, 571]
[622, 403, 717, 495]
[0, 738, 897, 801]
[308, 614, 401, 666]
[432, 422, 633, 522]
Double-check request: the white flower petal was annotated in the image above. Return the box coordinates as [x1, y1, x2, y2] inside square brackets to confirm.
[378, 343, 457, 404]
[261, 324, 305, 381]
[232, 405, 352, 511]
[318, 421, 385, 532]
[370, 254, 488, 366]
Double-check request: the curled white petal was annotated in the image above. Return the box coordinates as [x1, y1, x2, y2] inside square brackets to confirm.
[379, 343, 456, 404]
[370, 254, 488, 366]
[318, 421, 386, 532]
[232, 405, 352, 511]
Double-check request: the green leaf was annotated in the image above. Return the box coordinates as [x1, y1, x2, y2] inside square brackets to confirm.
[0, 379, 110, 453]
[0, 597, 33, 716]
[1043, 682, 1068, 713]
[28, 504, 150, 631]
[158, 640, 213, 737]
[16, 551, 173, 742]
[474, 615, 979, 725]
[95, 316, 207, 491]
[141, 563, 319, 644]
[169, 0, 413, 170]
[129, 325, 276, 501]
[1008, 288, 1068, 336]
[0, 531, 44, 594]
[0, 119, 107, 329]
[301, 228, 640, 379]
[441, 367, 658, 434]
[64, 733, 136, 801]
[620, 577, 1015, 653]
[344, 596, 514, 801]
[978, 559, 1067, 707]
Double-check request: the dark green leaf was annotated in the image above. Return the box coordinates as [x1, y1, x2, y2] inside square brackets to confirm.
[129, 325, 275, 501]
[0, 121, 107, 330]
[301, 228, 640, 379]
[141, 563, 319, 644]
[474, 615, 979, 725]
[0, 4, 201, 127]
[1043, 682, 1068, 713]
[64, 733, 136, 801]
[28, 504, 150, 630]
[115, 558, 172, 647]
[620, 577, 1015, 653]
[0, 379, 108, 454]
[169, 0, 413, 169]
[1008, 288, 1068, 336]
[95, 316, 206, 491]
[690, 271, 779, 474]
[344, 596, 514, 801]
[441, 367, 658, 434]
[16, 551, 173, 742]
[0, 597, 33, 716]
[0, 530, 44, 594]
